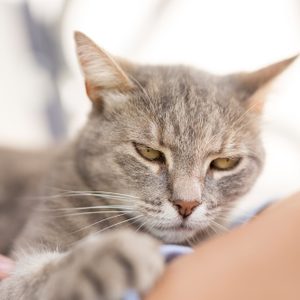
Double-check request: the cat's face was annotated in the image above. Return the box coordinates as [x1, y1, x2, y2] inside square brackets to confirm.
[74, 32, 295, 244]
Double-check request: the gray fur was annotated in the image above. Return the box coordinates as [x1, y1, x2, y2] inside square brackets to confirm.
[0, 32, 295, 299]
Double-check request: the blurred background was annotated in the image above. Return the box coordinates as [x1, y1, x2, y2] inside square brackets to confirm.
[0, 0, 299, 213]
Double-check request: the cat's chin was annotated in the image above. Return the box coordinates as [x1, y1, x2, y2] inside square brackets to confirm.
[149, 225, 200, 244]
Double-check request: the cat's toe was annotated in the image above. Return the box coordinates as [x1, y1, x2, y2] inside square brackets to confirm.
[52, 230, 164, 300]
[98, 230, 164, 299]
[115, 230, 164, 293]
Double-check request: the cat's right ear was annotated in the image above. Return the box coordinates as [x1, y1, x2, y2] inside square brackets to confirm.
[228, 55, 298, 113]
[74, 31, 134, 107]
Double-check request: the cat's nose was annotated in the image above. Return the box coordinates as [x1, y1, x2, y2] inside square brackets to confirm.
[173, 200, 200, 218]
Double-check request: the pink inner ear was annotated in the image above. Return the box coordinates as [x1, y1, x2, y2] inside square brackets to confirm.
[245, 94, 265, 114]
[245, 77, 276, 114]
[232, 55, 298, 113]
[85, 81, 94, 100]
[75, 31, 134, 101]
[85, 80, 90, 91]
[84, 80, 106, 109]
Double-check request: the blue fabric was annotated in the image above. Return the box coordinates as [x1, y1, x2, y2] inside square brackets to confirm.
[229, 199, 275, 228]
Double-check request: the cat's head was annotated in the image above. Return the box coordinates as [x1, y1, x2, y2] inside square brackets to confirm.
[74, 32, 296, 243]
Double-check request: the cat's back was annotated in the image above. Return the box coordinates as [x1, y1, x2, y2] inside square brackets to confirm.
[0, 147, 54, 254]
[0, 147, 53, 184]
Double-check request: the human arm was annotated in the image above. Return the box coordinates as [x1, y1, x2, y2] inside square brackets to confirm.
[146, 192, 300, 300]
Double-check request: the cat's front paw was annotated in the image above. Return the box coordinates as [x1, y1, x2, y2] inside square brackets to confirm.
[47, 230, 164, 300]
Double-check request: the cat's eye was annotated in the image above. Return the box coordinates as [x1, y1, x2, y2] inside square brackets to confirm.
[135, 144, 164, 162]
[210, 157, 240, 171]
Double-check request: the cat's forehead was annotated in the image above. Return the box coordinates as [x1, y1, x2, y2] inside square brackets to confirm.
[133, 65, 231, 116]
[127, 65, 254, 154]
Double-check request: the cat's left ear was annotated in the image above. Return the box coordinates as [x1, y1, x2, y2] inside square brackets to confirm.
[74, 31, 134, 107]
[228, 55, 298, 113]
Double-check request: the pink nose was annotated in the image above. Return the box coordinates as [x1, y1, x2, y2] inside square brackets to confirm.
[173, 200, 200, 218]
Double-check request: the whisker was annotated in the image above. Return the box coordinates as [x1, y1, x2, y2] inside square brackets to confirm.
[189, 233, 200, 247]
[52, 210, 137, 218]
[41, 205, 135, 212]
[186, 236, 194, 247]
[68, 193, 138, 201]
[209, 219, 229, 232]
[93, 215, 143, 235]
[90, 195, 141, 203]
[230, 99, 262, 129]
[36, 193, 139, 202]
[128, 74, 153, 105]
[57, 189, 140, 199]
[209, 223, 219, 234]
[135, 219, 148, 233]
[146, 219, 158, 234]
[200, 96, 262, 153]
[71, 213, 128, 233]
[129, 216, 144, 229]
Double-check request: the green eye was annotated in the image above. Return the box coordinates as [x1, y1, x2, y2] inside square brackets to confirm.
[210, 157, 240, 170]
[135, 144, 164, 162]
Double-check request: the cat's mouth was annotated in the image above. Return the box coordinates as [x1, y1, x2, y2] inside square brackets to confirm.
[153, 223, 193, 232]
[149, 221, 200, 243]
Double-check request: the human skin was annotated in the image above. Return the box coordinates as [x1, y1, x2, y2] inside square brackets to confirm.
[145, 191, 300, 300]
[0, 255, 14, 280]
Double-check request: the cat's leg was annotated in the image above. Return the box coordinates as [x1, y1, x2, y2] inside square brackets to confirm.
[0, 230, 164, 300]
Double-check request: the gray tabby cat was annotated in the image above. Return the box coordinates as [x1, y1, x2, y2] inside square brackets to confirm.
[0, 31, 296, 299]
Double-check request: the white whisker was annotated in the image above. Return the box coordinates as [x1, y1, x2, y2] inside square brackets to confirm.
[42, 205, 135, 212]
[71, 213, 127, 233]
[52, 210, 137, 218]
[209, 219, 229, 233]
[128, 74, 153, 105]
[135, 220, 148, 233]
[33, 193, 142, 205]
[93, 215, 143, 234]
[57, 189, 140, 199]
